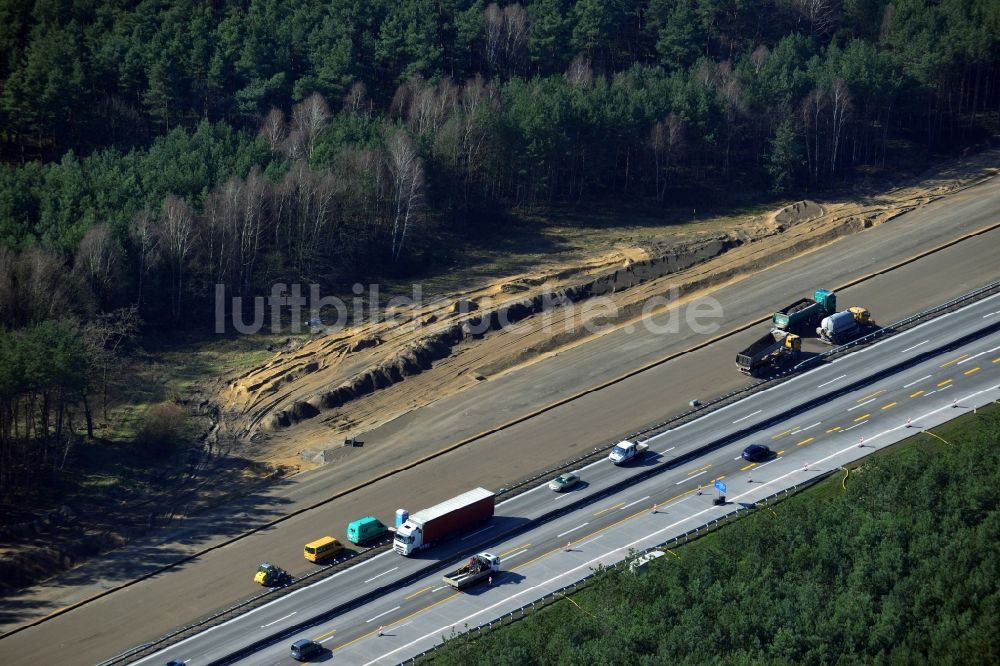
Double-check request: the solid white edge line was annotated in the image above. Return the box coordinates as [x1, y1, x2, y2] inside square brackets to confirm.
[364, 384, 1000, 666]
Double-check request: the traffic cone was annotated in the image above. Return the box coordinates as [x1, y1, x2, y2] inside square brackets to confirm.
[564, 541, 572, 552]
[858, 436, 864, 448]
[651, 503, 657, 514]
[377, 625, 384, 637]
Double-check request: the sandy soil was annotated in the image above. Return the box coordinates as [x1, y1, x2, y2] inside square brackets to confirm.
[212, 149, 1000, 471]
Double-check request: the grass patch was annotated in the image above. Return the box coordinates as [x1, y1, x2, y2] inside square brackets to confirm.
[430, 404, 1000, 665]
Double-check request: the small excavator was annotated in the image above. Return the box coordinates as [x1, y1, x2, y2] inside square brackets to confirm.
[254, 562, 293, 587]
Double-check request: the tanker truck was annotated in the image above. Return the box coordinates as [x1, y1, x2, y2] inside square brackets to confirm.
[817, 307, 874, 344]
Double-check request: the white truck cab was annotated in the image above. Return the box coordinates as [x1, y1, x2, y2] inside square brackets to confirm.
[608, 440, 648, 465]
[393, 522, 422, 556]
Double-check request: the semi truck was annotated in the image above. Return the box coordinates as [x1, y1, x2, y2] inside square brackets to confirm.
[817, 307, 874, 344]
[393, 487, 495, 556]
[736, 331, 801, 376]
[608, 440, 649, 465]
[772, 289, 836, 333]
[442, 552, 500, 590]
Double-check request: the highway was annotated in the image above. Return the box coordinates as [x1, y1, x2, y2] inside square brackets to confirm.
[134, 294, 1000, 665]
[2, 177, 998, 666]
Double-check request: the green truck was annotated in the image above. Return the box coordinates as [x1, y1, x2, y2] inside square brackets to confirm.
[772, 289, 836, 333]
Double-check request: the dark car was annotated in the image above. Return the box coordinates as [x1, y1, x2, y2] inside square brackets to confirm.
[165, 661, 186, 666]
[741, 444, 772, 463]
[291, 639, 323, 661]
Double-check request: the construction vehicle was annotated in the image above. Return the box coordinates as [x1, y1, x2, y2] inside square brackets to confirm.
[393, 488, 495, 556]
[608, 440, 649, 465]
[772, 289, 836, 333]
[817, 307, 875, 344]
[442, 552, 500, 590]
[254, 562, 292, 587]
[736, 331, 801, 376]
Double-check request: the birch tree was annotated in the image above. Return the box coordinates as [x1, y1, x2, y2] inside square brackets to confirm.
[387, 131, 425, 262]
[158, 194, 196, 321]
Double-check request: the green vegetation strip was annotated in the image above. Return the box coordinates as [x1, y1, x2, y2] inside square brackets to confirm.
[429, 405, 1000, 665]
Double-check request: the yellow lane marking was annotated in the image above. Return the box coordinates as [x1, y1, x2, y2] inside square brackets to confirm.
[796, 437, 814, 447]
[853, 414, 870, 422]
[314, 628, 337, 641]
[940, 354, 967, 368]
[717, 475, 726, 480]
[498, 543, 530, 558]
[964, 367, 980, 376]
[404, 586, 432, 601]
[772, 427, 799, 440]
[993, 357, 1000, 363]
[514, 488, 701, 572]
[826, 426, 841, 433]
[910, 390, 924, 398]
[857, 390, 885, 402]
[740, 463, 756, 471]
[776, 450, 785, 456]
[594, 502, 625, 516]
[937, 379, 952, 387]
[332, 592, 459, 653]
[687, 464, 711, 476]
[881, 402, 897, 410]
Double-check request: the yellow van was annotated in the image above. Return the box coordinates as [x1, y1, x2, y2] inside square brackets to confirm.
[304, 536, 345, 563]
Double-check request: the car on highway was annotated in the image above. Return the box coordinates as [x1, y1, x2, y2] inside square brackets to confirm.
[165, 661, 186, 666]
[290, 639, 323, 661]
[548, 472, 580, 492]
[741, 443, 772, 462]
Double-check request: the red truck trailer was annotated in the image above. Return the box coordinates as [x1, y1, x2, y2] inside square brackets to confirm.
[392, 487, 495, 555]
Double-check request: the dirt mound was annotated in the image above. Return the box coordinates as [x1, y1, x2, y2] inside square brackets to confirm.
[212, 149, 1000, 466]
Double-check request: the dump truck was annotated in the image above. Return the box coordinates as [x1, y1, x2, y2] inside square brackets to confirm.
[736, 331, 801, 375]
[772, 289, 836, 333]
[608, 440, 649, 465]
[254, 562, 292, 587]
[817, 307, 874, 344]
[442, 552, 500, 590]
[393, 487, 495, 556]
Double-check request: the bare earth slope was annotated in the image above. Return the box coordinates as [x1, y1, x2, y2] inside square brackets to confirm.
[217, 149, 1000, 471]
[0, 151, 998, 664]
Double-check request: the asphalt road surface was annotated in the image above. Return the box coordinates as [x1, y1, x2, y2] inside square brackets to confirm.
[134, 296, 1000, 665]
[1, 177, 998, 665]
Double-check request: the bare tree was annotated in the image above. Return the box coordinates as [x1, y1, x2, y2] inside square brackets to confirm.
[485, 3, 530, 78]
[716, 61, 745, 176]
[566, 54, 594, 87]
[650, 113, 684, 202]
[801, 87, 827, 184]
[260, 107, 287, 153]
[75, 224, 121, 308]
[83, 306, 139, 427]
[286, 93, 331, 160]
[407, 78, 458, 135]
[829, 79, 852, 177]
[795, 0, 838, 36]
[343, 82, 369, 115]
[129, 210, 160, 307]
[387, 131, 425, 262]
[158, 195, 196, 321]
[750, 45, 770, 75]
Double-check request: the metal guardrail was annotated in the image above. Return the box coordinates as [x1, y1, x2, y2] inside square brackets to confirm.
[497, 278, 1000, 502]
[103, 279, 1000, 665]
[406, 469, 839, 664]
[794, 277, 1000, 371]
